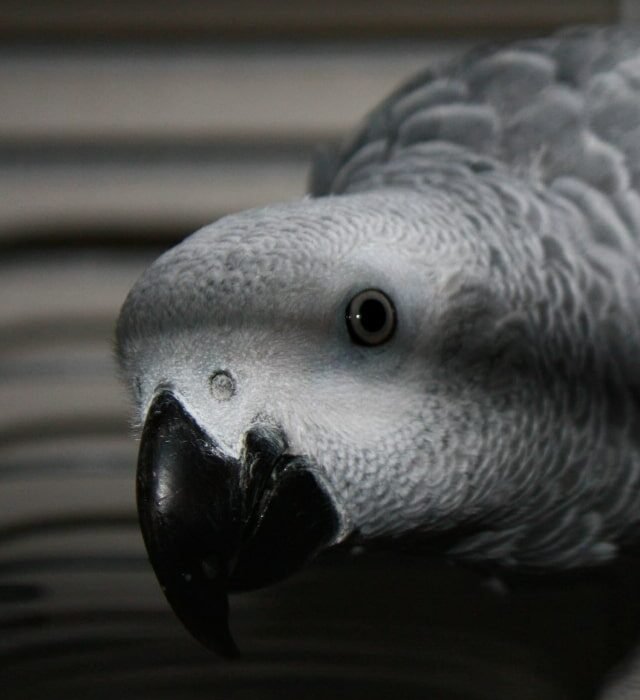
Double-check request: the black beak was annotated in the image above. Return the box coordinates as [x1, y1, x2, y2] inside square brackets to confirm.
[136, 391, 340, 656]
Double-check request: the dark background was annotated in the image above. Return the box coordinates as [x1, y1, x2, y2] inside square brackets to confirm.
[2, 2, 640, 698]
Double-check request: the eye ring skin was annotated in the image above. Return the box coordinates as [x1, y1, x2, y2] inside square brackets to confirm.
[345, 288, 397, 346]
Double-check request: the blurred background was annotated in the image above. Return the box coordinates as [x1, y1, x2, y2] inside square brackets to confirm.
[3, 2, 640, 699]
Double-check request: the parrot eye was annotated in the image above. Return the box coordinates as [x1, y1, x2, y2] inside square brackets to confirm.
[346, 289, 396, 346]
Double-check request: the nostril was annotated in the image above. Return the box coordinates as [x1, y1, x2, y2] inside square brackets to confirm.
[209, 370, 236, 401]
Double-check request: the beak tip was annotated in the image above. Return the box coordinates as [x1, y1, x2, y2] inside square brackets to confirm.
[211, 634, 241, 660]
[194, 618, 240, 659]
[161, 575, 240, 659]
[136, 391, 340, 656]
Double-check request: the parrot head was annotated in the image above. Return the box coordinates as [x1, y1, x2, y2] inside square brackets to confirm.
[116, 186, 573, 655]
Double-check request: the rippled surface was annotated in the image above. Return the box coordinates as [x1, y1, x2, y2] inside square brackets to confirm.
[3, 495, 640, 700]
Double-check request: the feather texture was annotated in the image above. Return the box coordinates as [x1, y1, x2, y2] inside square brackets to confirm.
[306, 27, 640, 568]
[120, 27, 640, 576]
[312, 27, 640, 210]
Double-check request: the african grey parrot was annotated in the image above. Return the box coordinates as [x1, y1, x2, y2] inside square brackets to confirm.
[116, 25, 640, 687]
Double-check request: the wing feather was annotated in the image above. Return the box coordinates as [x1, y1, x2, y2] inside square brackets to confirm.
[311, 27, 640, 206]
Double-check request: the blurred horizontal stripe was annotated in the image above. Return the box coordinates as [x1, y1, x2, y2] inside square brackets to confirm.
[0, 42, 471, 238]
[0, 43, 465, 142]
[0, 145, 308, 241]
[0, 252, 150, 325]
[0, 0, 616, 39]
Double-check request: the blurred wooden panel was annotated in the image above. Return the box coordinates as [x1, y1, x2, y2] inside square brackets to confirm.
[0, 252, 149, 444]
[0, 0, 618, 39]
[0, 43, 465, 142]
[0, 477, 135, 523]
[0, 143, 309, 241]
[0, 252, 149, 325]
[0, 374, 128, 440]
[620, 0, 640, 21]
[0, 42, 467, 240]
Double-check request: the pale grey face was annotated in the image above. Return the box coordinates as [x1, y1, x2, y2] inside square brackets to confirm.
[113, 27, 640, 656]
[126, 184, 632, 654]
[117, 189, 507, 544]
[117, 185, 634, 654]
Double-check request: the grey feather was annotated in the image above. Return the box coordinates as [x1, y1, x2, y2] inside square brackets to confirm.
[311, 26, 640, 203]
[119, 27, 640, 578]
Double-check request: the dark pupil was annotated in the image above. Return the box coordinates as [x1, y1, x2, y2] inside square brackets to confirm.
[358, 298, 387, 333]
